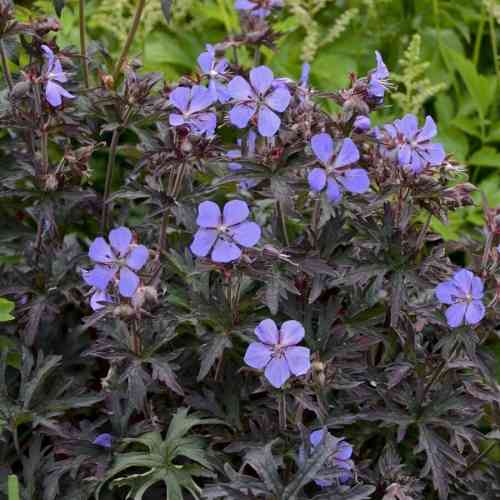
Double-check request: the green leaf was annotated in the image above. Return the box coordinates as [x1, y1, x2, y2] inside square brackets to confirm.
[311, 484, 376, 500]
[244, 441, 283, 496]
[468, 147, 500, 168]
[443, 47, 497, 122]
[53, 0, 65, 17]
[0, 298, 14, 322]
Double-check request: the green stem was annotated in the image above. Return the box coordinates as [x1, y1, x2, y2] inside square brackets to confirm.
[79, 0, 90, 88]
[278, 202, 290, 247]
[474, 5, 486, 67]
[112, 0, 146, 85]
[0, 39, 13, 90]
[463, 441, 497, 473]
[100, 128, 121, 232]
[159, 209, 169, 254]
[488, 4, 500, 81]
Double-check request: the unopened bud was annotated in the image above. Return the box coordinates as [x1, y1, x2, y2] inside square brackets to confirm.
[44, 174, 58, 191]
[102, 74, 114, 90]
[113, 304, 135, 317]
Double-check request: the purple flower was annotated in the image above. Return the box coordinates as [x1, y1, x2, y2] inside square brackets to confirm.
[353, 115, 371, 133]
[228, 130, 259, 189]
[227, 66, 291, 137]
[93, 433, 112, 448]
[190, 200, 261, 263]
[367, 51, 389, 103]
[84, 227, 149, 305]
[244, 319, 310, 388]
[41, 45, 75, 108]
[310, 428, 354, 486]
[382, 114, 446, 173]
[234, 0, 283, 18]
[197, 44, 230, 103]
[169, 85, 217, 136]
[307, 133, 369, 203]
[435, 269, 485, 328]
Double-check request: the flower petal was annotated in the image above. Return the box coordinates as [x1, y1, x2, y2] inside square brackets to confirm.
[127, 245, 149, 271]
[196, 201, 221, 228]
[471, 277, 484, 299]
[244, 342, 273, 369]
[421, 143, 446, 165]
[280, 320, 305, 346]
[265, 86, 291, 112]
[465, 301, 485, 325]
[264, 356, 291, 388]
[93, 433, 112, 448]
[445, 302, 467, 328]
[235, 0, 257, 10]
[257, 106, 281, 137]
[90, 290, 112, 311]
[197, 51, 214, 74]
[284, 346, 310, 375]
[45, 81, 72, 107]
[339, 168, 369, 194]
[310, 428, 326, 447]
[227, 76, 254, 100]
[169, 113, 185, 127]
[416, 116, 437, 142]
[308, 168, 327, 192]
[211, 238, 242, 263]
[452, 269, 474, 297]
[223, 199, 249, 226]
[334, 138, 359, 168]
[83, 266, 116, 290]
[255, 319, 279, 344]
[229, 103, 257, 129]
[396, 114, 418, 138]
[189, 85, 214, 113]
[190, 112, 217, 135]
[311, 133, 334, 164]
[190, 229, 218, 257]
[118, 267, 140, 298]
[398, 144, 411, 166]
[250, 65, 274, 95]
[109, 227, 132, 256]
[169, 87, 191, 112]
[326, 178, 342, 203]
[229, 221, 261, 247]
[89, 237, 115, 263]
[435, 281, 458, 305]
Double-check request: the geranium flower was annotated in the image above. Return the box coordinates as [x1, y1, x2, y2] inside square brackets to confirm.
[309, 428, 354, 486]
[382, 114, 446, 173]
[227, 66, 291, 137]
[244, 319, 310, 388]
[41, 45, 75, 107]
[169, 85, 217, 136]
[190, 200, 261, 263]
[197, 44, 230, 103]
[84, 227, 149, 300]
[93, 433, 113, 448]
[435, 269, 485, 328]
[367, 51, 389, 103]
[308, 133, 369, 203]
[234, 0, 283, 18]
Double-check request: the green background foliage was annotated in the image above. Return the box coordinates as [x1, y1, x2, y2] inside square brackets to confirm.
[15, 0, 500, 241]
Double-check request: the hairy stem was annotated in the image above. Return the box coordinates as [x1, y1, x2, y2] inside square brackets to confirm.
[33, 84, 49, 175]
[420, 340, 460, 405]
[112, 0, 146, 84]
[278, 202, 290, 246]
[100, 128, 121, 232]
[278, 390, 287, 431]
[488, 4, 500, 82]
[158, 209, 169, 254]
[0, 39, 13, 90]
[79, 0, 90, 88]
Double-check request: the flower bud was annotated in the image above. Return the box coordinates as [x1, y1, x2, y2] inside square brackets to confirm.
[353, 115, 371, 133]
[44, 174, 59, 191]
